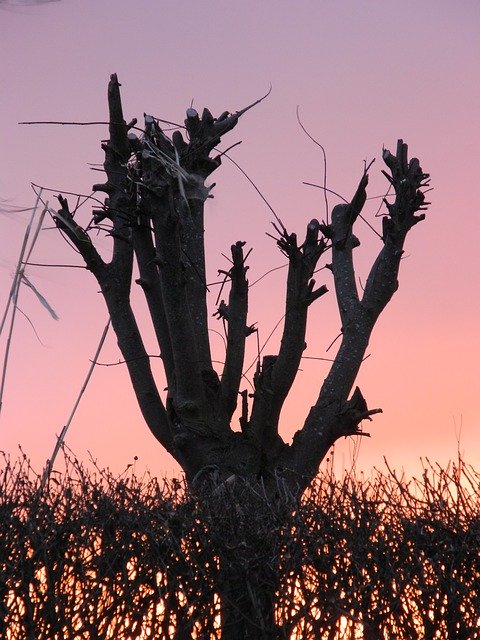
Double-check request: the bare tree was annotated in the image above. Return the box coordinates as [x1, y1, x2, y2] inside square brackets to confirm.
[52, 74, 430, 637]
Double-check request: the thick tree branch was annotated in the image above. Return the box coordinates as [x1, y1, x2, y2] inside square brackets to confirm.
[54, 199, 175, 458]
[280, 142, 429, 487]
[271, 220, 327, 399]
[150, 189, 205, 412]
[219, 241, 250, 419]
[133, 116, 207, 413]
[323, 172, 369, 327]
[161, 117, 216, 374]
[180, 197, 213, 373]
[176, 99, 270, 375]
[249, 220, 327, 454]
[131, 212, 175, 391]
[92, 74, 136, 287]
[54, 78, 178, 458]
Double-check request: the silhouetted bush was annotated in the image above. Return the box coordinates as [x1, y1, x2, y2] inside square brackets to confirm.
[1, 450, 478, 639]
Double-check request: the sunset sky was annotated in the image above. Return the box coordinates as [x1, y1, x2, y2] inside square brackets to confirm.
[1, 0, 479, 479]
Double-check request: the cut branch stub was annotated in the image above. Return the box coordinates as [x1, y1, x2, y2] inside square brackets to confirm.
[348, 172, 369, 225]
[337, 387, 382, 437]
[144, 114, 176, 157]
[306, 280, 328, 305]
[381, 139, 430, 240]
[213, 300, 229, 321]
[183, 90, 270, 176]
[54, 196, 104, 273]
[304, 218, 321, 252]
[107, 74, 130, 159]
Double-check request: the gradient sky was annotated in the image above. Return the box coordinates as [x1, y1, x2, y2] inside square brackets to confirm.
[1, 0, 479, 479]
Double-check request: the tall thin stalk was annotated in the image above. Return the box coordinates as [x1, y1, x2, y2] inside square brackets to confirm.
[40, 319, 110, 489]
[0, 191, 46, 416]
[0, 190, 42, 337]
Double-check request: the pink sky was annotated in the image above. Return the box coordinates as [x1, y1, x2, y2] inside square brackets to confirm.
[1, 0, 479, 478]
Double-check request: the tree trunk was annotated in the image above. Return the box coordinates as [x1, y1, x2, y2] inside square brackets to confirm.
[198, 477, 291, 639]
[51, 76, 431, 639]
[217, 558, 279, 639]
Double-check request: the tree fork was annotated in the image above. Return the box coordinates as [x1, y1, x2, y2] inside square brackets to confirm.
[53, 76, 429, 492]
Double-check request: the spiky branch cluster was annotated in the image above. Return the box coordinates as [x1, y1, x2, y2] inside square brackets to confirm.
[54, 75, 430, 488]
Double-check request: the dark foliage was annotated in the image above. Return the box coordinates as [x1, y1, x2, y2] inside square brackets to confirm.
[1, 451, 478, 639]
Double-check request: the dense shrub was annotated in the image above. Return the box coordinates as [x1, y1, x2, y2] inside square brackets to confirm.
[1, 451, 478, 639]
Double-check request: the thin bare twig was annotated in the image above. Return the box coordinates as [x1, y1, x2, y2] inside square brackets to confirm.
[296, 106, 330, 224]
[223, 152, 286, 231]
[250, 263, 288, 287]
[21, 261, 86, 269]
[91, 353, 162, 367]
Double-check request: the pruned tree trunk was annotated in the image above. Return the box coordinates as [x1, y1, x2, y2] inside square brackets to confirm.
[218, 569, 278, 639]
[51, 74, 430, 637]
[198, 477, 291, 639]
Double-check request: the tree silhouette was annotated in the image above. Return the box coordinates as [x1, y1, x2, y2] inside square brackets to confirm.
[53, 74, 430, 637]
